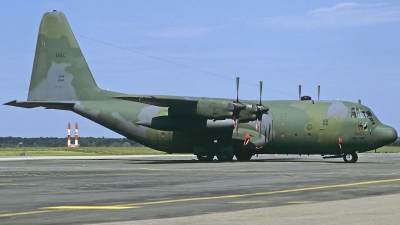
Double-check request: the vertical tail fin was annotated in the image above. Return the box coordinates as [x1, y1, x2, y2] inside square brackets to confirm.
[28, 10, 100, 101]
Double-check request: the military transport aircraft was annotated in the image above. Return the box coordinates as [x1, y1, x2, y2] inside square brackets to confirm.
[5, 11, 398, 163]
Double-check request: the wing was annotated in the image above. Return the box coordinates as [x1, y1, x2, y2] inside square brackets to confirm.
[4, 100, 75, 110]
[113, 94, 263, 122]
[112, 95, 198, 107]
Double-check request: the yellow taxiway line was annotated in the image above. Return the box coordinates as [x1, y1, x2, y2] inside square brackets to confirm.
[1, 178, 400, 218]
[120, 178, 400, 207]
[46, 205, 139, 210]
[0, 210, 58, 218]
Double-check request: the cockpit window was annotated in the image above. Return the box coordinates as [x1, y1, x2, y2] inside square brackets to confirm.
[350, 108, 374, 118]
[357, 111, 365, 118]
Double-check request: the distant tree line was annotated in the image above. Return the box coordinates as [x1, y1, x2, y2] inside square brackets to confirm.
[0, 137, 142, 147]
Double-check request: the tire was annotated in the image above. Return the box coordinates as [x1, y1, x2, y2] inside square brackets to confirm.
[343, 152, 358, 163]
[216, 154, 234, 162]
[197, 154, 214, 162]
[235, 153, 252, 162]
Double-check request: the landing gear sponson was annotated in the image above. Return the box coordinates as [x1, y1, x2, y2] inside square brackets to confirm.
[196, 154, 251, 162]
[233, 152, 359, 163]
[199, 153, 359, 163]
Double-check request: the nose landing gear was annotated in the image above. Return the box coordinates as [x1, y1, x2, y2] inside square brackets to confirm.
[343, 152, 358, 163]
[322, 152, 359, 163]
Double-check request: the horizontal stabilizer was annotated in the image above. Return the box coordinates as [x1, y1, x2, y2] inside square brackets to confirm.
[113, 95, 198, 107]
[4, 100, 75, 110]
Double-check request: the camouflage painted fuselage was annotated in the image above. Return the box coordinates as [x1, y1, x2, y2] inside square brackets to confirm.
[5, 11, 397, 161]
[69, 96, 395, 155]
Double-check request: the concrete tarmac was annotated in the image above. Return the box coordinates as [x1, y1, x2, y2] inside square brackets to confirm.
[110, 193, 400, 225]
[0, 153, 399, 224]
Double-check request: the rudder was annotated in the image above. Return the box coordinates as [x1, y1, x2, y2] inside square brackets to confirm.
[28, 10, 100, 101]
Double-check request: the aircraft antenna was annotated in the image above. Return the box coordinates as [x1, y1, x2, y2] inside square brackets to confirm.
[258, 81, 263, 136]
[259, 81, 263, 105]
[236, 77, 240, 102]
[77, 35, 298, 97]
[298, 85, 302, 100]
[235, 77, 239, 136]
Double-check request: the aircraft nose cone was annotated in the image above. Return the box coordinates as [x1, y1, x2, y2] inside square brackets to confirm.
[374, 124, 398, 146]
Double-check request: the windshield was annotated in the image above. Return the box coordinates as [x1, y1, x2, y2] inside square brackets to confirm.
[350, 107, 376, 125]
[350, 108, 374, 119]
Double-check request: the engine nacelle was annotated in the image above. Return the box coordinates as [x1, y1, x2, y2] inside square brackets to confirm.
[195, 98, 233, 119]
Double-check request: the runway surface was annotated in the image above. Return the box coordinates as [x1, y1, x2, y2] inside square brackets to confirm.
[0, 154, 399, 224]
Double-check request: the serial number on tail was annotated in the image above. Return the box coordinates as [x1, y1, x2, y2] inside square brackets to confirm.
[56, 53, 66, 57]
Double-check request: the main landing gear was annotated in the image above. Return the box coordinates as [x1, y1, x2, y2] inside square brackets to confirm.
[196, 154, 249, 162]
[234, 153, 252, 162]
[196, 154, 234, 162]
[196, 154, 214, 162]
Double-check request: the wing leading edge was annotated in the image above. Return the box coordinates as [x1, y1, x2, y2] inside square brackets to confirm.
[4, 100, 75, 110]
[112, 95, 198, 107]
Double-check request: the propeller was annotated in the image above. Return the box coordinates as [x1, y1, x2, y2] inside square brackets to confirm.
[229, 78, 269, 136]
[317, 85, 320, 100]
[228, 77, 246, 136]
[251, 81, 269, 136]
[245, 81, 269, 136]
[251, 81, 269, 116]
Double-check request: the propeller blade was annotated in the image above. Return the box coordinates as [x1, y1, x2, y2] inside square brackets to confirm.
[264, 125, 267, 144]
[236, 118, 239, 136]
[318, 85, 320, 100]
[298, 85, 302, 100]
[236, 77, 239, 102]
[267, 124, 271, 142]
[259, 81, 263, 105]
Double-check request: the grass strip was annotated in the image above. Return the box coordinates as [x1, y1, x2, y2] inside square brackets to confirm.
[0, 147, 166, 156]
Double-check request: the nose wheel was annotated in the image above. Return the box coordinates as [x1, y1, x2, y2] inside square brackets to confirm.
[343, 152, 358, 163]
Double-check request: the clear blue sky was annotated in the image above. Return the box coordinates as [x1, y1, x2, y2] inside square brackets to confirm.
[1, 1, 399, 138]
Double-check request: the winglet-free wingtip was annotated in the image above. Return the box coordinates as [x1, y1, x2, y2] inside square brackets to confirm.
[3, 100, 17, 106]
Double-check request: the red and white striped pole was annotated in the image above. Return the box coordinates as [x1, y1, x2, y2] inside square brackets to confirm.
[74, 122, 79, 147]
[67, 123, 71, 147]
